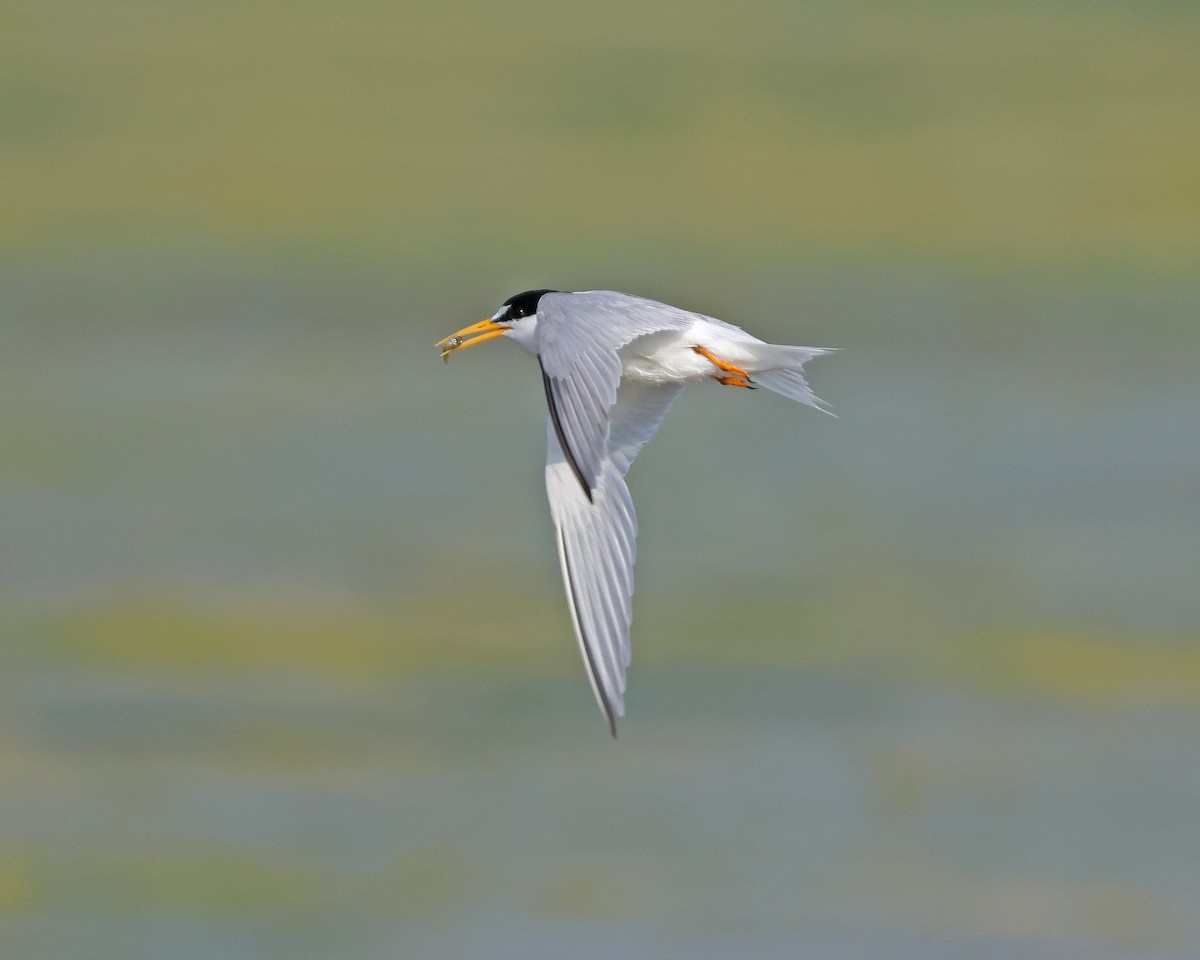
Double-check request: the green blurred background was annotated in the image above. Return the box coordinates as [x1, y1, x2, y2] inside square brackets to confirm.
[3, 1, 1199, 957]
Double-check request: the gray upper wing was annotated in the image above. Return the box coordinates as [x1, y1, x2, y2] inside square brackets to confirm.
[536, 292, 695, 499]
[544, 378, 685, 735]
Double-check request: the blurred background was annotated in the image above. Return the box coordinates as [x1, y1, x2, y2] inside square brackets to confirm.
[3, 1, 1199, 957]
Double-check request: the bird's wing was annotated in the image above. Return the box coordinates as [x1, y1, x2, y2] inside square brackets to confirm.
[537, 291, 694, 499]
[606, 380, 685, 477]
[544, 379, 684, 735]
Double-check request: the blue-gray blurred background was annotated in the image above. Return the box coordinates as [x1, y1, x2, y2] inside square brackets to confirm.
[3, 2, 1199, 958]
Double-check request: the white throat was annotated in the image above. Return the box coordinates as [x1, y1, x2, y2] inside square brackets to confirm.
[499, 314, 540, 355]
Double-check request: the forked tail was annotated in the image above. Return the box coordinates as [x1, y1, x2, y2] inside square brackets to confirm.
[749, 344, 835, 413]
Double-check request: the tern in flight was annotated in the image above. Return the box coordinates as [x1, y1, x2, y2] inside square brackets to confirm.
[439, 289, 832, 735]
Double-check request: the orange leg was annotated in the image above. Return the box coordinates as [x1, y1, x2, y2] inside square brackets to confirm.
[693, 345, 755, 388]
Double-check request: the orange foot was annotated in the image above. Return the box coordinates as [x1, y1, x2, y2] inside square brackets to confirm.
[693, 345, 755, 388]
[713, 374, 756, 389]
[693, 344, 750, 378]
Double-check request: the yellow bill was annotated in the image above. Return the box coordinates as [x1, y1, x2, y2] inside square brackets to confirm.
[437, 319, 506, 362]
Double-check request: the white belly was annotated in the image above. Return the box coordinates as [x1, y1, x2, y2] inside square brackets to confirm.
[618, 320, 760, 384]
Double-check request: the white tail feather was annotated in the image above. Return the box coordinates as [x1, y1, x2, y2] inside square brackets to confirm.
[747, 344, 835, 413]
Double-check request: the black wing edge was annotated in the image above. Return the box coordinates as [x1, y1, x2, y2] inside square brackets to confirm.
[540, 358, 595, 503]
[558, 527, 618, 739]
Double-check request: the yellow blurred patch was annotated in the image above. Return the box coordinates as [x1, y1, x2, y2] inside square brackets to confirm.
[49, 590, 568, 677]
[946, 629, 1200, 705]
[0, 857, 39, 914]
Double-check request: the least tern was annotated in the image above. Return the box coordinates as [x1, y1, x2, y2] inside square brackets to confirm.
[439, 290, 832, 735]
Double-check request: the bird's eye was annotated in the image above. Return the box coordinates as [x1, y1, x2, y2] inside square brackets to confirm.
[500, 288, 557, 322]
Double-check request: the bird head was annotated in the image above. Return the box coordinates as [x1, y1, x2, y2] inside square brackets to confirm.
[438, 289, 557, 361]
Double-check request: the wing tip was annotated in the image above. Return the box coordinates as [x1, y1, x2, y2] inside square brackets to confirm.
[556, 526, 625, 737]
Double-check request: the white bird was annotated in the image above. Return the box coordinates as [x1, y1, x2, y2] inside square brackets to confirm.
[438, 290, 832, 735]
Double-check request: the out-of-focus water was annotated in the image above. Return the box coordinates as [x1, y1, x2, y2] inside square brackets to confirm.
[3, 262, 1198, 958]
[6, 0, 1200, 952]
